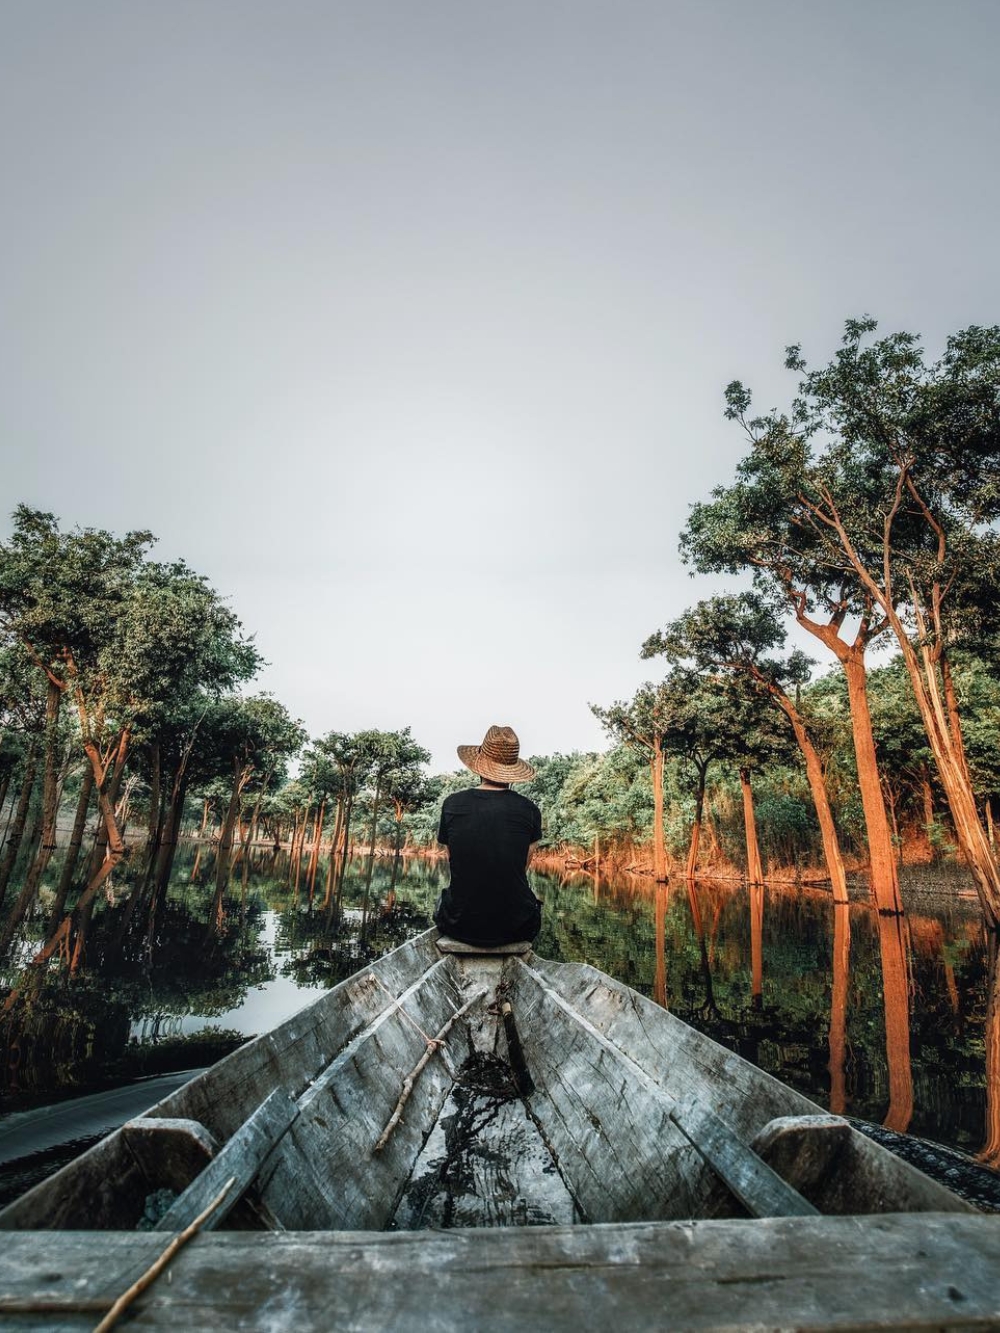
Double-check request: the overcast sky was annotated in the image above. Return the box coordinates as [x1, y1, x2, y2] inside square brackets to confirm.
[3, 1, 999, 771]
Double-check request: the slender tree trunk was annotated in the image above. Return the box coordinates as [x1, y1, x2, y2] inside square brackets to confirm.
[920, 765, 936, 857]
[154, 769, 190, 895]
[322, 796, 345, 910]
[842, 653, 902, 915]
[336, 795, 354, 909]
[0, 774, 10, 838]
[774, 691, 849, 905]
[360, 781, 383, 934]
[212, 765, 243, 928]
[987, 800, 996, 853]
[0, 684, 62, 954]
[851, 565, 1000, 924]
[941, 652, 971, 784]
[685, 764, 707, 880]
[364, 780, 383, 885]
[48, 765, 95, 928]
[0, 741, 39, 915]
[85, 727, 130, 880]
[739, 767, 764, 886]
[651, 740, 667, 882]
[4, 716, 129, 1000]
[307, 798, 325, 904]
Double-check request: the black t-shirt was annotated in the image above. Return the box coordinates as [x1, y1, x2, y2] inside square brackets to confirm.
[434, 788, 543, 946]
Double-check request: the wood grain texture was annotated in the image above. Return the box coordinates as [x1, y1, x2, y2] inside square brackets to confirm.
[2, 1215, 999, 1330]
[153, 1089, 298, 1233]
[510, 960, 815, 1220]
[752, 1115, 975, 1215]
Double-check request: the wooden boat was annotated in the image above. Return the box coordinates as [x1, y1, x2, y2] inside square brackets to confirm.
[2, 929, 1000, 1330]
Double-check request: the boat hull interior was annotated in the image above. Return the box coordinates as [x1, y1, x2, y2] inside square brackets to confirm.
[0, 931, 972, 1233]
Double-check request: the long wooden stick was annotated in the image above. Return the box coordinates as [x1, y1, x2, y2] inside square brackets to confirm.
[92, 1176, 235, 1333]
[374, 991, 485, 1152]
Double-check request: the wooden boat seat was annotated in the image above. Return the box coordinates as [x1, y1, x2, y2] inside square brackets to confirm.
[150, 1089, 299, 1233]
[435, 936, 533, 955]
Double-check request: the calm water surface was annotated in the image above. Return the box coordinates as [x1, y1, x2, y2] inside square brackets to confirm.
[1, 849, 997, 1205]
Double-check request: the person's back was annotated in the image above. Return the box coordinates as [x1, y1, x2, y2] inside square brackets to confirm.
[433, 725, 542, 947]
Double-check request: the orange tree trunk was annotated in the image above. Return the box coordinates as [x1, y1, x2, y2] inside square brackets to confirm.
[739, 767, 764, 885]
[842, 653, 902, 915]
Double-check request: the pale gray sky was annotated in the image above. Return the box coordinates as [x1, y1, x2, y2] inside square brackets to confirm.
[3, 1, 999, 769]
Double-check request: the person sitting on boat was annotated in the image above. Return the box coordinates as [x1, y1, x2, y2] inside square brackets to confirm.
[433, 725, 543, 947]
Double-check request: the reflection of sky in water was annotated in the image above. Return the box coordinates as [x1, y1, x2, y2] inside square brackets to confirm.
[130, 914, 331, 1042]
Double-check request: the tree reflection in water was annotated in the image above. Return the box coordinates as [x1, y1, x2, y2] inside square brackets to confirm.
[876, 910, 914, 1133]
[981, 938, 1000, 1168]
[0, 853, 996, 1164]
[827, 901, 851, 1116]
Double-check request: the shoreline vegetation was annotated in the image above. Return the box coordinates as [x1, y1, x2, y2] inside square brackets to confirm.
[2, 315, 1000, 1005]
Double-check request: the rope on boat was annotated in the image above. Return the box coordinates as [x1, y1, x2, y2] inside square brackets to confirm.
[91, 1176, 236, 1333]
[367, 972, 444, 1049]
[373, 990, 487, 1153]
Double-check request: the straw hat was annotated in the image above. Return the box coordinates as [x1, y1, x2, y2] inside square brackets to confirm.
[458, 725, 536, 784]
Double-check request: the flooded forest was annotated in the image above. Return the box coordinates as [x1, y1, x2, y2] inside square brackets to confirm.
[3, 320, 1000, 1208]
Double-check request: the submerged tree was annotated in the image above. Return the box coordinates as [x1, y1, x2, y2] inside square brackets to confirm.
[646, 592, 849, 904]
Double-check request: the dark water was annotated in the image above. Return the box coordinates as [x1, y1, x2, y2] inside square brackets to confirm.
[1, 848, 998, 1207]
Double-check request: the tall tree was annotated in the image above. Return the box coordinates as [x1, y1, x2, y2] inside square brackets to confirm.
[700, 319, 1000, 924]
[645, 593, 849, 903]
[0, 508, 153, 966]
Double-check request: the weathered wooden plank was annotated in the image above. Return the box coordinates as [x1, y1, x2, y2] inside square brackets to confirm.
[257, 960, 486, 1229]
[121, 1117, 218, 1186]
[512, 959, 815, 1219]
[505, 958, 717, 1222]
[672, 1096, 817, 1218]
[152, 1089, 298, 1233]
[524, 958, 972, 1215]
[528, 955, 820, 1133]
[435, 936, 533, 955]
[1, 1215, 999, 1330]
[752, 1114, 977, 1215]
